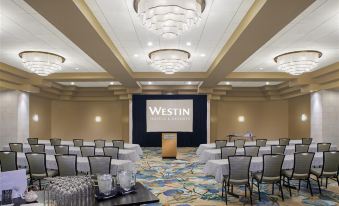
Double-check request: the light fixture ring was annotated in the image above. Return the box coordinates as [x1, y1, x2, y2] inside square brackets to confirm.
[19, 51, 65, 63]
[149, 49, 191, 59]
[273, 50, 322, 63]
[133, 0, 206, 13]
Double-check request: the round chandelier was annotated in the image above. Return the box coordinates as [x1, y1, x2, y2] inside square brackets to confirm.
[149, 49, 190, 74]
[274, 50, 322, 75]
[19, 51, 65, 76]
[134, 0, 205, 39]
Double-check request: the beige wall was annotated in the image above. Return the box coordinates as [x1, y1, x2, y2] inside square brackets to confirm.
[29, 95, 51, 139]
[211, 100, 289, 142]
[288, 94, 310, 138]
[29, 97, 129, 142]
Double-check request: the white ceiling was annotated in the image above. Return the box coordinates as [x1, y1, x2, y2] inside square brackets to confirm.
[85, 0, 255, 72]
[58, 81, 121, 87]
[236, 0, 339, 73]
[218, 81, 282, 87]
[0, 0, 105, 73]
[139, 81, 201, 86]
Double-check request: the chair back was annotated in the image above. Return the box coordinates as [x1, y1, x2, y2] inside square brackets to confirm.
[221, 146, 236, 159]
[244, 146, 260, 157]
[228, 156, 251, 183]
[256, 139, 267, 147]
[25, 153, 47, 176]
[73, 139, 84, 147]
[103, 147, 119, 159]
[94, 139, 106, 148]
[54, 145, 69, 155]
[271, 145, 286, 154]
[215, 140, 227, 149]
[293, 152, 314, 176]
[279, 138, 290, 146]
[0, 151, 17, 172]
[9, 143, 23, 152]
[317, 143, 331, 152]
[234, 139, 245, 148]
[295, 144, 310, 153]
[30, 144, 45, 153]
[322, 151, 339, 175]
[80, 146, 95, 157]
[27, 138, 38, 145]
[88, 156, 111, 175]
[50, 138, 61, 146]
[113, 140, 124, 149]
[302, 138, 312, 145]
[262, 154, 284, 179]
[55, 154, 77, 176]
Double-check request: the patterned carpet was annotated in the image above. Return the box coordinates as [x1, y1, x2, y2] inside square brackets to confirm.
[136, 147, 339, 206]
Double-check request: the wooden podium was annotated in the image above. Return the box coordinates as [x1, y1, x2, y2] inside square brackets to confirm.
[162, 133, 177, 159]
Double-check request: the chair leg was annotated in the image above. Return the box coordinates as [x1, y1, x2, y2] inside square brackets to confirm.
[245, 185, 247, 197]
[336, 175, 339, 186]
[325, 178, 328, 188]
[272, 183, 275, 195]
[225, 183, 228, 205]
[249, 184, 253, 205]
[39, 179, 42, 190]
[222, 180, 225, 197]
[316, 176, 322, 194]
[279, 182, 284, 201]
[287, 178, 292, 197]
[308, 179, 313, 196]
[258, 182, 261, 201]
[298, 180, 301, 190]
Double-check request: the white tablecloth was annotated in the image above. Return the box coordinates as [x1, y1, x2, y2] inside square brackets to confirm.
[198, 144, 337, 163]
[26, 140, 143, 156]
[3, 145, 140, 162]
[204, 152, 325, 183]
[197, 140, 311, 155]
[15, 153, 134, 174]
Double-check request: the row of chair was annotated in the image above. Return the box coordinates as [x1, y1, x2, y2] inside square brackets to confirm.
[216, 138, 319, 149]
[219, 143, 333, 158]
[0, 151, 118, 189]
[27, 138, 124, 148]
[221, 151, 339, 204]
[8, 144, 120, 158]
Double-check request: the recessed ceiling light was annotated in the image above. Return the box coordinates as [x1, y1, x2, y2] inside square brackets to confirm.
[187, 81, 192, 85]
[70, 82, 75, 85]
[266, 82, 270, 85]
[134, 54, 139, 57]
[200, 53, 206, 57]
[226, 82, 230, 85]
[258, 67, 264, 70]
[186, 42, 191, 46]
[74, 67, 79, 70]
[110, 82, 114, 85]
[148, 81, 152, 85]
[147, 42, 153, 46]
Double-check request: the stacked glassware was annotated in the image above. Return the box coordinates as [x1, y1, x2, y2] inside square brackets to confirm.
[44, 176, 94, 206]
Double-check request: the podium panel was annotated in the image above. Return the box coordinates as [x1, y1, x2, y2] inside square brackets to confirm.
[162, 133, 177, 158]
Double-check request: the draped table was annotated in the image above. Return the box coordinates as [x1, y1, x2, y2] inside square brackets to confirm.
[204, 152, 325, 183]
[3, 145, 140, 162]
[198, 144, 337, 163]
[197, 140, 303, 155]
[15, 153, 134, 174]
[23, 140, 143, 156]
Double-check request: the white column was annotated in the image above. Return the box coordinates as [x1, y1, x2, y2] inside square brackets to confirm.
[0, 90, 29, 146]
[311, 90, 339, 146]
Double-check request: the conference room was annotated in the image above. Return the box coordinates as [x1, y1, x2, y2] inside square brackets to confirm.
[0, 0, 339, 205]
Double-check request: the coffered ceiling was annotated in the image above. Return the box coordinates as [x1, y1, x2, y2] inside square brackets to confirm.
[85, 0, 255, 72]
[236, 0, 339, 73]
[3, 0, 339, 101]
[0, 0, 105, 73]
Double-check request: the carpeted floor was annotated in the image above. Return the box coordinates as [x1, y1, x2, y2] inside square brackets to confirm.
[136, 147, 339, 206]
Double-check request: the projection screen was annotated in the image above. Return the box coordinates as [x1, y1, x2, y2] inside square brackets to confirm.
[146, 99, 193, 132]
